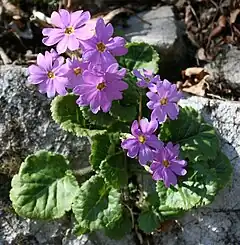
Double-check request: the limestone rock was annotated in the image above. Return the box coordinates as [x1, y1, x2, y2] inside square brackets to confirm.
[124, 6, 189, 80]
[205, 47, 240, 90]
[0, 65, 90, 167]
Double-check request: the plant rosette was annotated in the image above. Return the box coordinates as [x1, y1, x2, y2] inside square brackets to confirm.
[10, 8, 232, 240]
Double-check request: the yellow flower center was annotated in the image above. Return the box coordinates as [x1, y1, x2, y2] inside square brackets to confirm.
[160, 97, 168, 105]
[96, 82, 106, 91]
[47, 71, 55, 79]
[163, 160, 170, 168]
[138, 135, 146, 144]
[145, 77, 150, 82]
[96, 42, 106, 52]
[65, 26, 74, 35]
[73, 67, 82, 76]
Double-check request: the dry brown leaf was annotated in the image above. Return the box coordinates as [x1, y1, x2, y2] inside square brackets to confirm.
[182, 79, 209, 96]
[230, 9, 240, 25]
[182, 67, 209, 81]
[2, 0, 25, 18]
[207, 15, 227, 46]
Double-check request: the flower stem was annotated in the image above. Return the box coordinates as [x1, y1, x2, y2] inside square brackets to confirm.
[138, 92, 142, 122]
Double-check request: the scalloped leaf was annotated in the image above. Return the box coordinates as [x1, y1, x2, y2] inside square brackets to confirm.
[118, 42, 160, 73]
[51, 94, 106, 137]
[81, 107, 116, 128]
[164, 181, 218, 210]
[100, 152, 128, 189]
[72, 176, 122, 231]
[90, 134, 111, 170]
[10, 151, 79, 220]
[138, 209, 161, 233]
[110, 102, 137, 123]
[104, 210, 132, 240]
[90, 133, 120, 170]
[160, 107, 219, 161]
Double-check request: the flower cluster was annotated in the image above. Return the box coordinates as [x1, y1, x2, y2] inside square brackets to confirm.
[121, 69, 186, 187]
[28, 9, 128, 113]
[27, 8, 187, 188]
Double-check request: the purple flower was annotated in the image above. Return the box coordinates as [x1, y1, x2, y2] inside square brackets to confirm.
[42, 9, 92, 54]
[65, 58, 89, 88]
[81, 18, 128, 66]
[133, 69, 160, 88]
[28, 50, 68, 98]
[146, 79, 182, 124]
[121, 118, 163, 165]
[73, 63, 128, 113]
[150, 142, 187, 187]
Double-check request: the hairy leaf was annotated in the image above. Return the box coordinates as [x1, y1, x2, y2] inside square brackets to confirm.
[164, 181, 218, 210]
[110, 102, 137, 123]
[10, 151, 79, 219]
[138, 209, 161, 233]
[161, 107, 219, 161]
[118, 42, 160, 73]
[90, 133, 120, 170]
[100, 152, 128, 188]
[156, 181, 183, 219]
[72, 176, 122, 231]
[51, 94, 106, 137]
[81, 107, 116, 128]
[104, 211, 132, 240]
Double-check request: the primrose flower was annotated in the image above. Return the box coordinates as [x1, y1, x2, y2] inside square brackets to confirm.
[28, 51, 68, 98]
[150, 142, 187, 187]
[133, 69, 160, 88]
[82, 18, 128, 66]
[73, 63, 128, 113]
[65, 58, 89, 88]
[42, 9, 92, 54]
[121, 118, 163, 165]
[146, 79, 182, 124]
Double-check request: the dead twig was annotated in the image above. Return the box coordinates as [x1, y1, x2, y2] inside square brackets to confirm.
[0, 46, 12, 64]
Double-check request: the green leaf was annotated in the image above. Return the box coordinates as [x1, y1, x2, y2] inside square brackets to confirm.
[73, 223, 89, 236]
[104, 210, 132, 240]
[160, 107, 219, 161]
[164, 181, 218, 210]
[122, 72, 139, 105]
[81, 107, 116, 128]
[89, 134, 111, 170]
[138, 209, 161, 233]
[72, 176, 122, 231]
[208, 151, 232, 189]
[10, 151, 79, 220]
[100, 152, 128, 189]
[156, 181, 183, 219]
[110, 101, 137, 123]
[89, 133, 120, 170]
[118, 42, 160, 73]
[51, 94, 106, 137]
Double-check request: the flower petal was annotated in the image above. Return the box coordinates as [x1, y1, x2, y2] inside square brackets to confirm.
[51, 11, 64, 28]
[146, 135, 163, 150]
[138, 145, 153, 165]
[56, 35, 69, 54]
[59, 9, 70, 27]
[162, 168, 177, 187]
[131, 120, 140, 137]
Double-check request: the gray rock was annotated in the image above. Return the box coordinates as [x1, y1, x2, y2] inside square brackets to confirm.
[123, 6, 189, 80]
[0, 65, 90, 167]
[205, 47, 240, 90]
